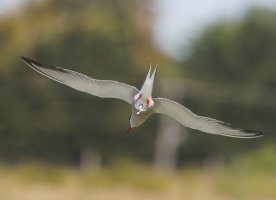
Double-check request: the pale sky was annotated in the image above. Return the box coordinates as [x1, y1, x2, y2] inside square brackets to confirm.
[0, 0, 25, 14]
[152, 0, 276, 59]
[1, 0, 276, 59]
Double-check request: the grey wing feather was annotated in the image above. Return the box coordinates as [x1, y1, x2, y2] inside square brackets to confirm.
[21, 57, 138, 104]
[153, 98, 263, 138]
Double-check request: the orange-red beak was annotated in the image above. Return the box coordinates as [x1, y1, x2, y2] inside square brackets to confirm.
[127, 125, 132, 133]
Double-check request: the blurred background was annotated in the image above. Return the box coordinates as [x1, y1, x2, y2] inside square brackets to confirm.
[0, 0, 276, 199]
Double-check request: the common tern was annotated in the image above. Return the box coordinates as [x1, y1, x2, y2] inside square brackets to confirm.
[21, 57, 263, 138]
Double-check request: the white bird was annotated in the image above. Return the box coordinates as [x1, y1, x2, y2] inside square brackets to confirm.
[21, 57, 263, 138]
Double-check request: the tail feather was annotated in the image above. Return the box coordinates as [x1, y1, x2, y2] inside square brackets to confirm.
[140, 64, 158, 97]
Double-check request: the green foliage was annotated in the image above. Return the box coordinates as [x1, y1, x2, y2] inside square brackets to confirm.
[177, 8, 276, 165]
[0, 0, 157, 165]
[0, 1, 275, 168]
[186, 8, 276, 84]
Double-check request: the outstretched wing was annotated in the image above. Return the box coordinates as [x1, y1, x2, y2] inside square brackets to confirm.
[153, 98, 263, 138]
[21, 57, 138, 104]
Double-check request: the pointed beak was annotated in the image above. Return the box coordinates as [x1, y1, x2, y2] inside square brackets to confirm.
[127, 125, 132, 133]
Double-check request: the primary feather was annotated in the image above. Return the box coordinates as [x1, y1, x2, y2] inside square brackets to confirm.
[154, 98, 263, 138]
[21, 57, 138, 104]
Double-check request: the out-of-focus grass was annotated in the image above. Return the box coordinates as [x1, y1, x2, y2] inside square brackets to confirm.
[217, 144, 276, 199]
[79, 160, 170, 191]
[0, 164, 68, 185]
[0, 144, 275, 200]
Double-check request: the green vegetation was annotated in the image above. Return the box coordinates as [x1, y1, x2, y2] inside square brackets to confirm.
[0, 144, 276, 199]
[0, 161, 169, 191]
[0, 1, 275, 171]
[1, 1, 276, 199]
[217, 144, 276, 199]
[0, 0, 159, 165]
[177, 8, 276, 165]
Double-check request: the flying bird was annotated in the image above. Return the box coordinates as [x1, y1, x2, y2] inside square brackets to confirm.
[21, 57, 263, 138]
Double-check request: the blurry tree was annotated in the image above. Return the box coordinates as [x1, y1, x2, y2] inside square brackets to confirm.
[1, 0, 275, 169]
[0, 0, 161, 166]
[177, 8, 276, 166]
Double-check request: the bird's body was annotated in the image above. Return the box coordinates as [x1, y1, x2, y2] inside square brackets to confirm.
[21, 57, 263, 138]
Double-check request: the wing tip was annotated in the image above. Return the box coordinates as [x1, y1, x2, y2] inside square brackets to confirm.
[21, 56, 42, 71]
[21, 56, 32, 65]
[21, 56, 69, 74]
[227, 128, 264, 139]
[241, 129, 264, 138]
[21, 56, 43, 68]
[217, 121, 264, 138]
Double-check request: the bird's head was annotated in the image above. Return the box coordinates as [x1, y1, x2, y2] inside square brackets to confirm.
[127, 93, 155, 133]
